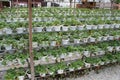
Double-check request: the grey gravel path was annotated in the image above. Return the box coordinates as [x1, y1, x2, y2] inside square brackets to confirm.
[68, 65, 120, 80]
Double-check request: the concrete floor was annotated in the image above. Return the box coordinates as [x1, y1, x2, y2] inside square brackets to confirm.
[68, 65, 120, 80]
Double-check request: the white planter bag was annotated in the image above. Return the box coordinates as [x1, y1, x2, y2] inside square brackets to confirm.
[16, 28, 26, 34]
[34, 27, 43, 32]
[18, 76, 24, 80]
[53, 26, 61, 32]
[62, 39, 69, 45]
[57, 69, 64, 74]
[46, 27, 53, 32]
[83, 51, 90, 57]
[62, 26, 69, 31]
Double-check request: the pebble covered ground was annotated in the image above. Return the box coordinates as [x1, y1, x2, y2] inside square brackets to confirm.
[68, 65, 120, 80]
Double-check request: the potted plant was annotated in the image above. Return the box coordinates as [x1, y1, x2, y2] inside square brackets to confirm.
[45, 22, 53, 32]
[33, 22, 44, 32]
[57, 62, 66, 74]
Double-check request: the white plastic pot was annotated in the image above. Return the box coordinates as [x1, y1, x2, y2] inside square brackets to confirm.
[46, 27, 53, 32]
[100, 62, 105, 65]
[83, 51, 90, 57]
[98, 25, 104, 29]
[3, 28, 12, 34]
[97, 36, 103, 42]
[115, 35, 120, 40]
[4, 44, 12, 50]
[114, 24, 120, 28]
[86, 25, 92, 30]
[88, 37, 96, 42]
[115, 46, 120, 52]
[62, 26, 69, 31]
[110, 24, 115, 29]
[104, 24, 110, 29]
[77, 26, 84, 30]
[34, 27, 43, 32]
[16, 28, 26, 34]
[50, 41, 56, 47]
[83, 38, 88, 43]
[62, 39, 69, 45]
[18, 76, 24, 80]
[85, 63, 91, 68]
[40, 73, 46, 77]
[60, 54, 66, 59]
[92, 25, 98, 30]
[108, 36, 114, 40]
[77, 67, 82, 70]
[107, 46, 114, 52]
[103, 36, 108, 41]
[53, 26, 61, 31]
[69, 68, 74, 71]
[57, 69, 64, 74]
[69, 26, 76, 31]
[32, 42, 38, 48]
[49, 72, 54, 75]
[74, 39, 80, 44]
[98, 51, 105, 55]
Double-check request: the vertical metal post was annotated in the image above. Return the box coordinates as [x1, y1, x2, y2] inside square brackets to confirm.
[28, 0, 35, 80]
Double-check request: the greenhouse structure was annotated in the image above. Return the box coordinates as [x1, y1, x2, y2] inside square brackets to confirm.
[0, 0, 120, 80]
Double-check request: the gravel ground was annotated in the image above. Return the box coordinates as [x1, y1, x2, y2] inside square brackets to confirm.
[68, 65, 120, 80]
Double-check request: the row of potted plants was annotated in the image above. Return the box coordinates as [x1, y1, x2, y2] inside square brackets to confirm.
[1, 40, 119, 69]
[0, 28, 119, 51]
[4, 52, 120, 80]
[0, 22, 120, 35]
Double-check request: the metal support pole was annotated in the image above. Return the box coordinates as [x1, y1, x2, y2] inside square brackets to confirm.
[28, 0, 35, 80]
